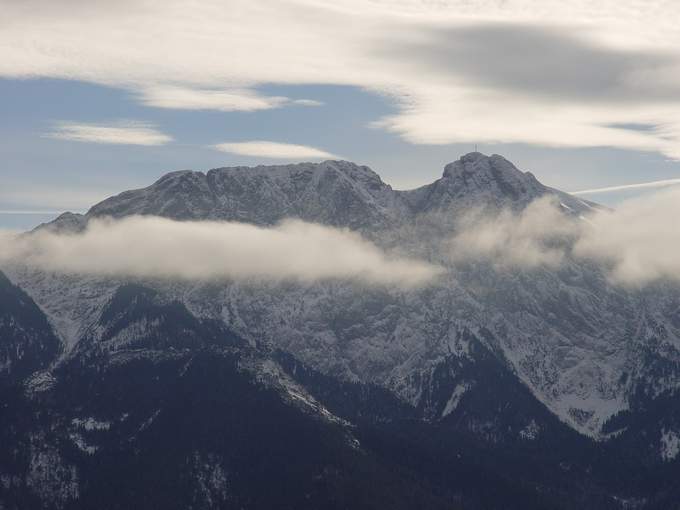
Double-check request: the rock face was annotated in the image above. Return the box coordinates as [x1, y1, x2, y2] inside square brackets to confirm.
[86, 161, 410, 229]
[0, 272, 61, 385]
[3, 152, 680, 509]
[401, 152, 547, 214]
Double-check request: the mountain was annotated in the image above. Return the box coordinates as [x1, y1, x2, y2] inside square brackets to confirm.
[399, 152, 591, 215]
[44, 153, 593, 233]
[85, 160, 409, 230]
[0, 276, 457, 510]
[3, 152, 680, 509]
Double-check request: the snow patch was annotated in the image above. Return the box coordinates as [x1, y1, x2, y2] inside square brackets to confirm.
[71, 417, 111, 431]
[441, 383, 470, 417]
[25, 370, 57, 394]
[69, 433, 98, 455]
[138, 409, 161, 433]
[27, 443, 79, 506]
[660, 429, 680, 461]
[519, 420, 540, 440]
[192, 452, 230, 507]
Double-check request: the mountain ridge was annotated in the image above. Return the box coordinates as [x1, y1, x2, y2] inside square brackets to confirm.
[41, 152, 595, 234]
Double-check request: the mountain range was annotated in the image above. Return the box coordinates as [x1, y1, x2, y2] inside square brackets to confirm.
[2, 152, 680, 509]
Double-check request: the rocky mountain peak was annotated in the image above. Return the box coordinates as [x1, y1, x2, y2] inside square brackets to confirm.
[441, 152, 545, 203]
[33, 211, 87, 233]
[398, 152, 548, 216]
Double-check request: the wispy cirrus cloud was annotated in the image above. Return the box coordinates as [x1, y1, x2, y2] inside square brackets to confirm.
[292, 99, 324, 107]
[46, 121, 172, 146]
[213, 141, 339, 160]
[5, 1, 680, 158]
[138, 85, 322, 112]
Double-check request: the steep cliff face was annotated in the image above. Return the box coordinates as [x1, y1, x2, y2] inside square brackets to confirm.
[0, 271, 61, 385]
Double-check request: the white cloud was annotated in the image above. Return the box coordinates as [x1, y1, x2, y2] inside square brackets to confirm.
[574, 188, 680, 285]
[138, 85, 321, 112]
[292, 99, 324, 106]
[572, 178, 680, 195]
[448, 188, 680, 286]
[5, 188, 680, 288]
[46, 121, 172, 146]
[213, 141, 339, 160]
[0, 229, 21, 240]
[449, 196, 579, 269]
[139, 86, 287, 111]
[5, 1, 680, 157]
[0, 216, 441, 287]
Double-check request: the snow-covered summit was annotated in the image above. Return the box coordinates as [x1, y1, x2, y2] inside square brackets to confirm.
[85, 160, 407, 229]
[48, 154, 593, 234]
[441, 152, 544, 202]
[400, 152, 591, 216]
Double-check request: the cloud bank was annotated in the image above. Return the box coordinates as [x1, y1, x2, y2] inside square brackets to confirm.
[46, 121, 172, 146]
[3, 190, 680, 288]
[4, 0, 680, 157]
[449, 189, 680, 286]
[0, 217, 440, 287]
[213, 141, 339, 160]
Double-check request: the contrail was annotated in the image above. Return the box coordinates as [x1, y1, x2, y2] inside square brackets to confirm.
[571, 178, 680, 195]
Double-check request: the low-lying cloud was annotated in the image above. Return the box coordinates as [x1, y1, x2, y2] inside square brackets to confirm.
[4, 191, 680, 288]
[449, 196, 579, 269]
[0, 217, 440, 287]
[449, 189, 680, 286]
[573, 189, 680, 285]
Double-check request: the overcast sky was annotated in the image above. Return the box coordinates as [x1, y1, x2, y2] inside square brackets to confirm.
[3, 0, 680, 229]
